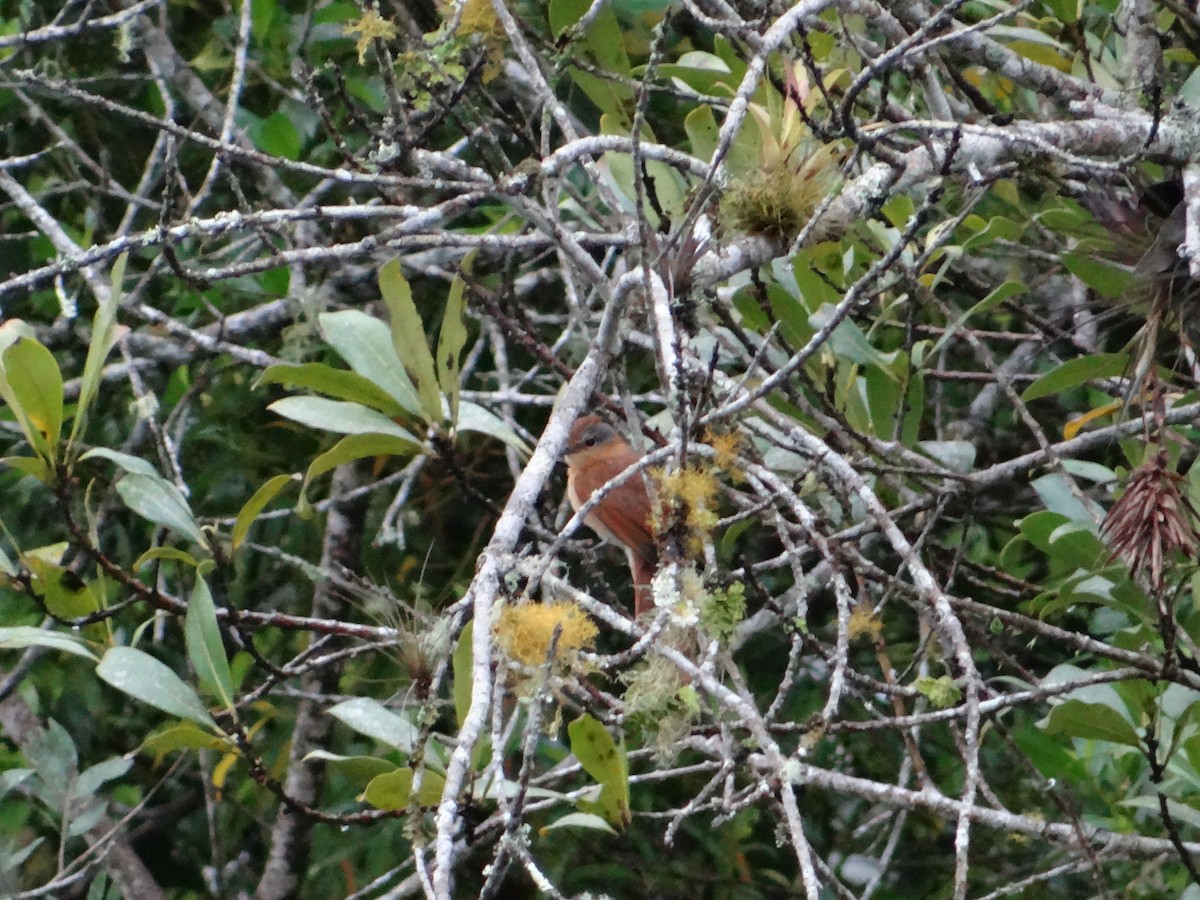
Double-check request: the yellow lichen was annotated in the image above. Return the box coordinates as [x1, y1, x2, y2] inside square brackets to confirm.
[847, 603, 883, 642]
[344, 10, 397, 64]
[704, 428, 744, 479]
[454, 0, 506, 83]
[655, 465, 720, 532]
[494, 600, 597, 670]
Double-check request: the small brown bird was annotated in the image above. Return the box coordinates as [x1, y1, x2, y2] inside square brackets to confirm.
[564, 415, 657, 615]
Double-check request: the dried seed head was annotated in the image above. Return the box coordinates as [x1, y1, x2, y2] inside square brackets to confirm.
[1102, 449, 1200, 592]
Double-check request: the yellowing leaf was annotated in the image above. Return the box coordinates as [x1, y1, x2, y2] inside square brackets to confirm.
[1064, 401, 1121, 440]
[378, 260, 442, 424]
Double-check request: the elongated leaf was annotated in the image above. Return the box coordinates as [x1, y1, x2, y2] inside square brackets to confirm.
[684, 104, 720, 161]
[257, 363, 407, 417]
[327, 697, 419, 752]
[140, 722, 236, 763]
[1064, 400, 1122, 439]
[2, 834, 42, 871]
[231, 473, 298, 550]
[540, 812, 618, 835]
[75, 756, 133, 796]
[185, 576, 234, 709]
[0, 542, 17, 577]
[269, 397, 420, 441]
[1022, 353, 1129, 402]
[930, 280, 1026, 357]
[2, 337, 63, 463]
[69, 253, 126, 453]
[453, 621, 473, 729]
[318, 311, 421, 414]
[1063, 253, 1135, 299]
[3, 455, 51, 483]
[437, 274, 469, 427]
[97, 646, 216, 728]
[301, 750, 396, 784]
[302, 433, 421, 494]
[810, 306, 898, 378]
[1120, 795, 1200, 831]
[568, 714, 630, 827]
[134, 547, 202, 570]
[80, 448, 164, 478]
[456, 402, 530, 455]
[0, 626, 98, 660]
[116, 473, 208, 548]
[378, 260, 442, 423]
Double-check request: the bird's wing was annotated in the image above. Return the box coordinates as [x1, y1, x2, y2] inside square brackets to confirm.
[573, 451, 656, 561]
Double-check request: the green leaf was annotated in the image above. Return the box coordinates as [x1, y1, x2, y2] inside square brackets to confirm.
[185, 576, 234, 710]
[1043, 699, 1142, 747]
[300, 750, 396, 785]
[301, 433, 421, 497]
[134, 547, 202, 570]
[960, 217, 1023, 252]
[140, 722, 235, 763]
[3, 455, 51, 483]
[68, 253, 125, 455]
[1, 337, 63, 463]
[548, 0, 585, 37]
[251, 0, 278, 40]
[0, 542, 16, 578]
[24, 556, 100, 619]
[568, 714, 630, 828]
[1183, 733, 1200, 780]
[3, 835, 44, 874]
[361, 766, 446, 810]
[930, 280, 1026, 357]
[378, 260, 442, 423]
[79, 447, 162, 478]
[0, 626, 98, 660]
[770, 284, 815, 348]
[327, 697, 419, 753]
[253, 111, 301, 160]
[1031, 472, 1102, 524]
[97, 646, 216, 728]
[1063, 253, 1135, 299]
[810, 306, 897, 378]
[115, 473, 209, 548]
[268, 396, 420, 441]
[1120, 795, 1200, 831]
[231, 473, 298, 550]
[75, 755, 133, 796]
[257, 363, 408, 417]
[319, 310, 421, 414]
[456, 402, 530, 455]
[661, 52, 735, 98]
[1046, 521, 1106, 569]
[453, 621, 473, 729]
[1022, 353, 1129, 402]
[437, 273, 469, 428]
[913, 675, 962, 709]
[684, 104, 720, 160]
[732, 286, 770, 333]
[1042, 0, 1079, 23]
[540, 811, 618, 835]
[917, 440, 976, 473]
